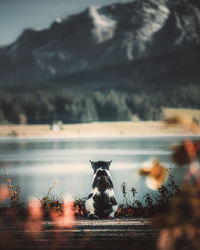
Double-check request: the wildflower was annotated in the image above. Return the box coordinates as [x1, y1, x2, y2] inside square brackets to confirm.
[80, 208, 84, 216]
[7, 179, 12, 183]
[74, 205, 79, 215]
[116, 207, 122, 216]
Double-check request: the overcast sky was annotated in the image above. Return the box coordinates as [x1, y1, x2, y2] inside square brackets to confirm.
[0, 0, 133, 46]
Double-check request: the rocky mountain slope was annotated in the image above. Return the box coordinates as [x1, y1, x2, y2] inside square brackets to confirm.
[0, 0, 200, 92]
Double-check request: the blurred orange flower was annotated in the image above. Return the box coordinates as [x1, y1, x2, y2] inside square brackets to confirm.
[0, 185, 9, 202]
[25, 199, 43, 234]
[172, 140, 200, 166]
[51, 196, 75, 228]
[139, 158, 168, 190]
[28, 199, 43, 220]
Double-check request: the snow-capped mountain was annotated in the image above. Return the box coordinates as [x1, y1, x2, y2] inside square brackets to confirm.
[0, 0, 200, 89]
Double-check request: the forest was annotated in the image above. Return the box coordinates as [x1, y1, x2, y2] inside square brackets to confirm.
[0, 85, 200, 124]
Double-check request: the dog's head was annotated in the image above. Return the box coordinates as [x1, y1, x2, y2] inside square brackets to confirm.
[89, 160, 112, 173]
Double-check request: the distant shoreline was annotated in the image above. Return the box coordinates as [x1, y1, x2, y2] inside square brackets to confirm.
[0, 121, 198, 139]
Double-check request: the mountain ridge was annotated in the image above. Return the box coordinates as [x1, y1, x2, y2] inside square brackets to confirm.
[0, 0, 200, 91]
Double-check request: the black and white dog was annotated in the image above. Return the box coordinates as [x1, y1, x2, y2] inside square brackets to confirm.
[85, 160, 118, 219]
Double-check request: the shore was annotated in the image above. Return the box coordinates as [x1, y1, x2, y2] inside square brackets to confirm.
[0, 121, 198, 139]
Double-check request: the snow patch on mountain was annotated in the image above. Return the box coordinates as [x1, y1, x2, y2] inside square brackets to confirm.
[122, 2, 170, 60]
[89, 6, 117, 43]
[122, 33, 134, 60]
[174, 7, 200, 45]
[138, 4, 169, 46]
[48, 66, 56, 75]
[32, 27, 42, 31]
[55, 17, 63, 23]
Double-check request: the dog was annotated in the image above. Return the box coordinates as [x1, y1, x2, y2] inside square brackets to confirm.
[85, 160, 118, 219]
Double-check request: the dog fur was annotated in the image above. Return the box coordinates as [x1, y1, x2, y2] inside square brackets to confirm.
[85, 160, 118, 219]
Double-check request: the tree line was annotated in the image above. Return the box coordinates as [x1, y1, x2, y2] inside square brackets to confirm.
[0, 85, 199, 124]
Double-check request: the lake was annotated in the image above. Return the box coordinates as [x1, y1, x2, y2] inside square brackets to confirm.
[0, 136, 190, 205]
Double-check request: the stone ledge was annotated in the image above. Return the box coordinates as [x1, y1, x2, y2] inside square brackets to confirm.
[0, 218, 158, 250]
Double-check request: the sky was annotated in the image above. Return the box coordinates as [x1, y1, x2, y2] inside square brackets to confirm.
[0, 0, 133, 46]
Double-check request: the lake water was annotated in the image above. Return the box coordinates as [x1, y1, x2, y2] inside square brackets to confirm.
[0, 136, 190, 205]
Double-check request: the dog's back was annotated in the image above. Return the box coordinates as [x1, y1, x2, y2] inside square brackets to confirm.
[86, 161, 118, 218]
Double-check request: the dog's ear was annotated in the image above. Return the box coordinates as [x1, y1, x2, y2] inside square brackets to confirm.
[107, 160, 112, 169]
[89, 160, 95, 171]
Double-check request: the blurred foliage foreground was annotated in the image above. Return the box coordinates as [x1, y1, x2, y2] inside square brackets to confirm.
[153, 114, 200, 250]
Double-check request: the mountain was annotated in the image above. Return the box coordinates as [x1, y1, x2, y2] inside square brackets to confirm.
[0, 0, 200, 92]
